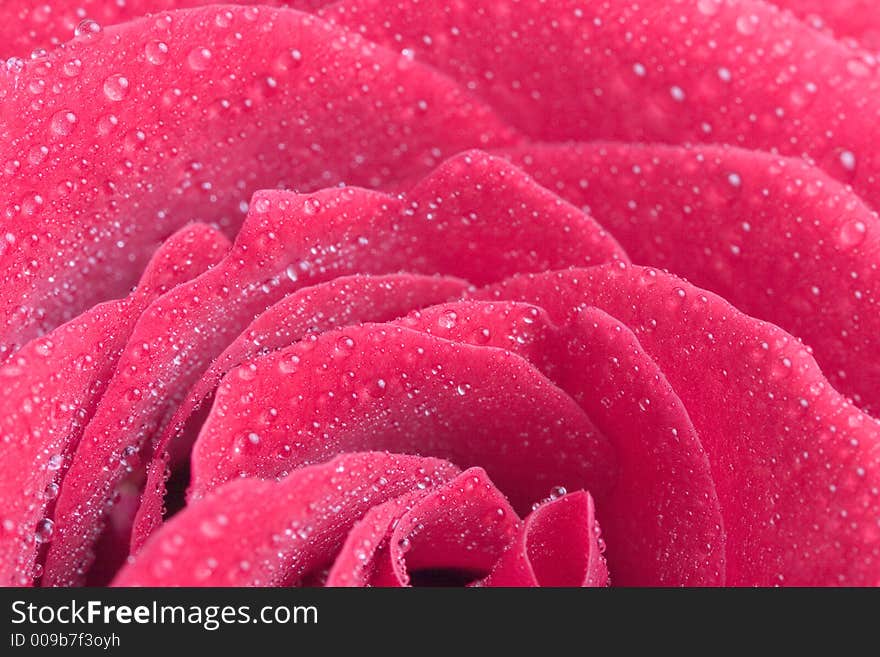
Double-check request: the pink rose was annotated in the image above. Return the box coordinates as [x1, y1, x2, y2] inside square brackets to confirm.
[0, 0, 878, 587]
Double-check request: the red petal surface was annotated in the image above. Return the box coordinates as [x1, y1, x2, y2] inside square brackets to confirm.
[0, 222, 228, 586]
[0, 0, 874, 589]
[191, 324, 616, 514]
[45, 149, 620, 585]
[481, 264, 880, 586]
[483, 491, 608, 587]
[333, 468, 518, 587]
[324, 0, 880, 207]
[113, 452, 459, 586]
[0, 5, 516, 352]
[0, 2, 332, 58]
[131, 273, 467, 551]
[771, 1, 880, 49]
[371, 468, 518, 586]
[500, 142, 880, 416]
[85, 482, 141, 586]
[325, 490, 426, 587]
[395, 300, 724, 585]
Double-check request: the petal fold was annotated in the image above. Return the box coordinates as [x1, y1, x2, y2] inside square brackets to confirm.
[0, 222, 228, 586]
[483, 491, 608, 587]
[0, 5, 516, 350]
[113, 452, 459, 586]
[482, 264, 880, 586]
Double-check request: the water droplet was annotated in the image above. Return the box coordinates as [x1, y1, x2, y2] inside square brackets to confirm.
[46, 454, 63, 471]
[145, 41, 169, 65]
[5, 57, 24, 74]
[736, 14, 758, 35]
[50, 110, 77, 137]
[215, 9, 234, 28]
[103, 74, 130, 102]
[839, 150, 856, 172]
[96, 113, 119, 136]
[120, 445, 138, 468]
[33, 339, 53, 356]
[437, 310, 458, 329]
[632, 62, 646, 77]
[336, 336, 355, 353]
[187, 47, 212, 71]
[194, 557, 218, 580]
[278, 353, 301, 374]
[44, 482, 59, 500]
[669, 85, 686, 102]
[549, 485, 567, 499]
[35, 518, 54, 544]
[372, 378, 387, 398]
[846, 59, 872, 78]
[21, 193, 44, 216]
[839, 220, 867, 249]
[697, 0, 721, 16]
[62, 58, 82, 77]
[74, 19, 103, 41]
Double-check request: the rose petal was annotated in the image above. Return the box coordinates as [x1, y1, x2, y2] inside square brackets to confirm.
[771, 0, 880, 49]
[84, 481, 141, 586]
[482, 264, 880, 586]
[395, 300, 724, 585]
[0, 2, 332, 58]
[112, 452, 459, 586]
[331, 467, 519, 587]
[324, 490, 426, 587]
[483, 491, 608, 587]
[500, 142, 880, 416]
[131, 273, 467, 552]
[45, 148, 621, 585]
[192, 324, 616, 514]
[0, 222, 228, 586]
[0, 5, 516, 352]
[324, 0, 880, 206]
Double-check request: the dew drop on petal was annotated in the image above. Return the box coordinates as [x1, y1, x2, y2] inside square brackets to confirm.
[62, 58, 82, 77]
[187, 47, 213, 71]
[846, 59, 872, 78]
[50, 110, 77, 137]
[839, 220, 867, 249]
[736, 14, 759, 35]
[35, 518, 54, 544]
[145, 41, 169, 65]
[74, 19, 103, 41]
[44, 482, 59, 500]
[5, 57, 24, 74]
[697, 0, 721, 16]
[103, 74, 130, 102]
